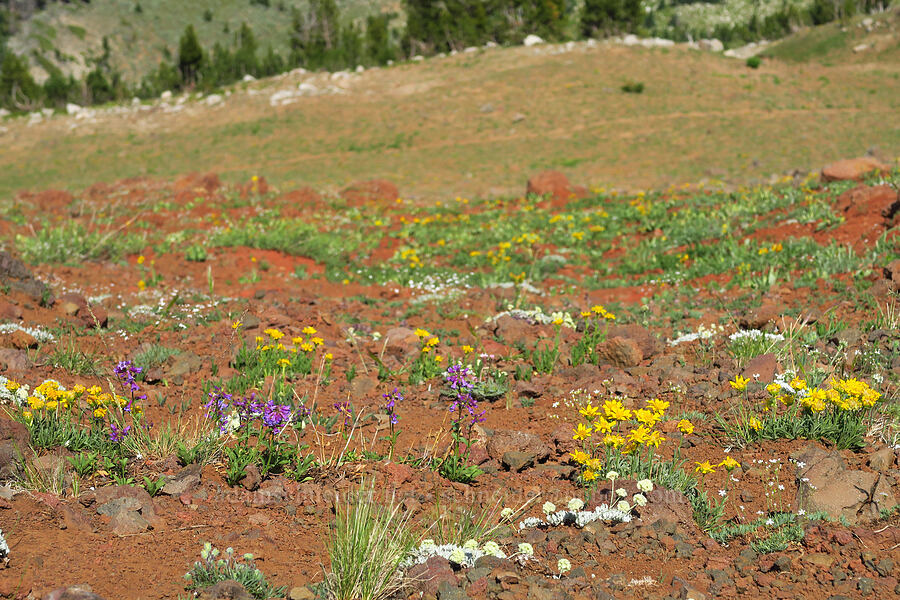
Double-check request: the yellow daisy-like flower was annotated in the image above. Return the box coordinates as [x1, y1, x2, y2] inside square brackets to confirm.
[593, 417, 613, 435]
[646, 430, 665, 449]
[232, 320, 243, 330]
[569, 450, 589, 464]
[302, 326, 317, 336]
[695, 460, 716, 474]
[300, 342, 314, 352]
[324, 353, 334, 361]
[634, 408, 661, 428]
[729, 375, 750, 391]
[93, 407, 107, 418]
[277, 358, 291, 368]
[264, 328, 284, 340]
[628, 426, 651, 446]
[748, 417, 762, 431]
[677, 419, 694, 435]
[435, 355, 444, 363]
[582, 469, 599, 482]
[603, 434, 625, 448]
[719, 456, 740, 471]
[88, 385, 102, 396]
[311, 337, 324, 346]
[5, 380, 20, 391]
[27, 396, 44, 410]
[137, 255, 145, 265]
[426, 336, 439, 347]
[414, 328, 430, 339]
[461, 345, 474, 354]
[573, 423, 593, 441]
[603, 399, 632, 422]
[579, 403, 601, 421]
[647, 398, 669, 414]
[292, 336, 304, 345]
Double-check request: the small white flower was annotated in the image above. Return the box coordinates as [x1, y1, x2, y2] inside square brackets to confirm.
[557, 558, 572, 574]
[482, 541, 503, 557]
[500, 507, 514, 520]
[718, 489, 727, 497]
[463, 539, 479, 550]
[636, 479, 653, 493]
[421, 539, 437, 550]
[517, 542, 534, 556]
[616, 500, 631, 512]
[616, 488, 627, 498]
[542, 501, 557, 515]
[778, 484, 785, 491]
[632, 493, 647, 507]
[606, 471, 619, 480]
[797, 509, 806, 516]
[567, 498, 584, 511]
[448, 547, 467, 565]
[765, 519, 775, 526]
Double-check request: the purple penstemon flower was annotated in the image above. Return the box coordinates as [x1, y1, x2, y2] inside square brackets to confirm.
[109, 423, 131, 443]
[204, 387, 233, 433]
[262, 400, 292, 431]
[383, 388, 403, 425]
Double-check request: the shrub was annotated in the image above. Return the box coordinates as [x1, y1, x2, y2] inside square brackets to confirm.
[621, 81, 644, 94]
[746, 56, 762, 69]
[184, 543, 286, 599]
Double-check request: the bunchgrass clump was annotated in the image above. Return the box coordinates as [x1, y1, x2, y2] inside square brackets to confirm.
[184, 543, 286, 599]
[324, 480, 416, 600]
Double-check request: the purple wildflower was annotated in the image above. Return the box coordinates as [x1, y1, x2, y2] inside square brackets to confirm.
[205, 387, 233, 433]
[263, 400, 292, 431]
[334, 401, 352, 427]
[109, 423, 131, 443]
[382, 388, 403, 425]
[114, 360, 147, 400]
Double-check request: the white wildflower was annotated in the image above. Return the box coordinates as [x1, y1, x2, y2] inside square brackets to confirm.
[636, 479, 653, 493]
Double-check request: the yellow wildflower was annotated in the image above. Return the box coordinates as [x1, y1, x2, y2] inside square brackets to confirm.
[300, 342, 314, 352]
[302, 326, 317, 336]
[569, 450, 589, 464]
[647, 398, 669, 414]
[729, 375, 750, 391]
[677, 419, 694, 435]
[573, 423, 593, 441]
[232, 320, 243, 330]
[695, 461, 716, 474]
[719, 456, 741, 471]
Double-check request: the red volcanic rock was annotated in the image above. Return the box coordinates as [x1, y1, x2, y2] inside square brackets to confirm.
[821, 157, 889, 182]
[340, 179, 399, 206]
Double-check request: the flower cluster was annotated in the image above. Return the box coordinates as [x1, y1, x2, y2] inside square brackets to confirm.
[0, 376, 29, 406]
[205, 387, 294, 434]
[578, 304, 616, 321]
[404, 538, 507, 569]
[519, 494, 634, 530]
[764, 376, 882, 414]
[569, 397, 669, 482]
[383, 388, 403, 425]
[446, 364, 484, 427]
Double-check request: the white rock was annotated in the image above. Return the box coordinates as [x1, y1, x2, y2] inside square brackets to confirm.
[523, 34, 544, 47]
[160, 90, 172, 100]
[65, 103, 82, 115]
[622, 34, 639, 46]
[484, 41, 498, 48]
[41, 108, 54, 117]
[463, 46, 478, 53]
[853, 43, 869, 53]
[413, 55, 424, 61]
[131, 97, 141, 105]
[355, 65, 365, 73]
[698, 38, 724, 52]
[269, 89, 297, 106]
[298, 82, 317, 94]
[0, 108, 11, 118]
[242, 74, 256, 82]
[205, 94, 223, 105]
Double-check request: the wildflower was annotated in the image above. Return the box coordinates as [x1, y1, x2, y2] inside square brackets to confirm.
[603, 399, 632, 422]
[579, 403, 601, 421]
[616, 500, 631, 512]
[730, 375, 750, 391]
[616, 488, 627, 498]
[421, 539, 437, 550]
[463, 539, 479, 550]
[633, 493, 648, 507]
[264, 328, 284, 340]
[300, 342, 314, 352]
[448, 547, 466, 565]
[573, 423, 592, 441]
[462, 345, 474, 354]
[232, 320, 242, 329]
[582, 469, 598, 482]
[603, 434, 625, 448]
[628, 426, 651, 447]
[606, 471, 619, 481]
[647, 398, 669, 414]
[636, 479, 654, 493]
[567, 498, 585, 511]
[311, 337, 324, 346]
[695, 461, 716, 474]
[500, 508, 514, 520]
[137, 255, 145, 264]
[719, 456, 741, 471]
[646, 430, 665, 448]
[517, 543, 534, 556]
[635, 408, 661, 428]
[277, 358, 291, 368]
[569, 450, 589, 464]
[482, 541, 503, 557]
[542, 501, 556, 515]
[748, 417, 762, 431]
[383, 388, 403, 425]
[262, 400, 292, 430]
[109, 423, 131, 443]
[557, 558, 572, 574]
[413, 328, 430, 339]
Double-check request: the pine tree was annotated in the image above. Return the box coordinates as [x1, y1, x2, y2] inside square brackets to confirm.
[178, 24, 204, 84]
[0, 52, 41, 111]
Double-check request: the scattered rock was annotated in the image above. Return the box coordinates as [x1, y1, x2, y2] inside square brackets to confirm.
[42, 585, 106, 600]
[793, 444, 897, 524]
[486, 430, 550, 464]
[197, 580, 254, 600]
[160, 463, 201, 496]
[868, 447, 895, 472]
[340, 180, 399, 206]
[382, 327, 419, 359]
[741, 353, 779, 382]
[523, 34, 544, 47]
[836, 185, 899, 220]
[526, 171, 580, 205]
[241, 463, 262, 491]
[288, 586, 316, 600]
[597, 337, 643, 368]
[491, 315, 535, 346]
[821, 157, 889, 182]
[501, 451, 536, 472]
[0, 251, 49, 301]
[407, 556, 458, 596]
[0, 416, 30, 478]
